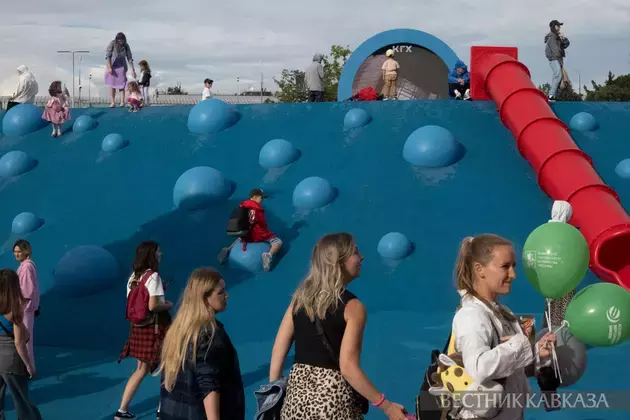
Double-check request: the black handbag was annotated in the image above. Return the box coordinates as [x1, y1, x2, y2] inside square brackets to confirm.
[314, 317, 369, 414]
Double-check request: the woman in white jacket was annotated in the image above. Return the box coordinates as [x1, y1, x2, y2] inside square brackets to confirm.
[451, 234, 556, 419]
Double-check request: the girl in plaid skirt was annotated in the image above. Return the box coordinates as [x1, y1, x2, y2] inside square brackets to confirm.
[115, 241, 173, 420]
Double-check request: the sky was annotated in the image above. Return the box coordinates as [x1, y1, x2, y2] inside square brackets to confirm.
[1, 0, 629, 99]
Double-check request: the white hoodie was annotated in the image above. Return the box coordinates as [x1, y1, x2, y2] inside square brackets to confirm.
[13, 65, 38, 104]
[452, 291, 550, 419]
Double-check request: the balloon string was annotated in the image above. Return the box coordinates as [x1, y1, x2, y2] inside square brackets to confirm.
[545, 298, 563, 384]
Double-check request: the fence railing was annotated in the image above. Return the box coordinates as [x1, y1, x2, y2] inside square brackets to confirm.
[0, 94, 277, 109]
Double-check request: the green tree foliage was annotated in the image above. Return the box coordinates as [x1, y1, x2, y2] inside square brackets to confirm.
[273, 69, 308, 103]
[274, 44, 353, 103]
[537, 81, 582, 101]
[585, 71, 630, 102]
[166, 82, 187, 95]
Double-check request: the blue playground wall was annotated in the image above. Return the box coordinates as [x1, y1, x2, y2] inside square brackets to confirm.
[0, 100, 628, 419]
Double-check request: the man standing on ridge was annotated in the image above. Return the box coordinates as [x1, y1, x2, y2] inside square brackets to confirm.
[306, 53, 325, 102]
[545, 19, 570, 101]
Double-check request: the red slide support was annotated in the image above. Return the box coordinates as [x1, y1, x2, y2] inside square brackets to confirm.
[474, 49, 630, 291]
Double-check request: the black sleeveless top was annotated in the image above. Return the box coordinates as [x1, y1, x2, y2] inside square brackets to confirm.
[293, 289, 357, 371]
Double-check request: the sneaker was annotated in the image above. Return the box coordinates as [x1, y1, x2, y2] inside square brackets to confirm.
[463, 89, 471, 100]
[217, 247, 230, 265]
[114, 410, 135, 419]
[262, 252, 272, 272]
[454, 89, 462, 100]
[548, 95, 556, 102]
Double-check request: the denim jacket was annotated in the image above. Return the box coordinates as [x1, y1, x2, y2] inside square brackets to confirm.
[253, 377, 288, 420]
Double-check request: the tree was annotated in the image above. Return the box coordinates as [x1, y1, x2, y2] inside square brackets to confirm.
[273, 69, 308, 103]
[585, 71, 630, 102]
[538, 81, 582, 101]
[321, 45, 353, 101]
[166, 82, 187, 95]
[273, 44, 353, 103]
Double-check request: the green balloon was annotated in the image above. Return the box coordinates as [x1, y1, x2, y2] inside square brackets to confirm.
[522, 222, 589, 298]
[565, 283, 630, 347]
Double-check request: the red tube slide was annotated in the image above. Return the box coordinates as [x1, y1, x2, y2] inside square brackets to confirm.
[477, 53, 630, 291]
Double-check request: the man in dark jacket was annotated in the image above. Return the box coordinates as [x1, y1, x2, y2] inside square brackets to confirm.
[545, 19, 570, 101]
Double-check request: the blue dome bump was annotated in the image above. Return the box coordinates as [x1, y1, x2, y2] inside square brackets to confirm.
[569, 112, 598, 132]
[187, 98, 239, 134]
[173, 166, 230, 210]
[259, 139, 299, 169]
[403, 125, 464, 167]
[2, 104, 47, 136]
[73, 115, 98, 133]
[12, 212, 44, 235]
[227, 241, 270, 273]
[292, 177, 335, 210]
[102, 133, 128, 152]
[344, 108, 371, 129]
[0, 151, 35, 177]
[377, 232, 413, 260]
[54, 245, 120, 297]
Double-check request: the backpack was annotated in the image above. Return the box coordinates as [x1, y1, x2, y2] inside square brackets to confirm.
[416, 309, 506, 420]
[227, 206, 251, 237]
[126, 270, 155, 325]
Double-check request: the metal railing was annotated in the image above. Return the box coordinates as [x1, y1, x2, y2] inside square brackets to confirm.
[0, 94, 278, 110]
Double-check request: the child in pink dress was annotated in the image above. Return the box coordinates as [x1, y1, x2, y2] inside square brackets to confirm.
[42, 81, 70, 137]
[126, 81, 144, 112]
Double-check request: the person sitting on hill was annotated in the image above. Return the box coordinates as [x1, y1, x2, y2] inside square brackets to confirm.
[218, 189, 283, 271]
[448, 60, 471, 100]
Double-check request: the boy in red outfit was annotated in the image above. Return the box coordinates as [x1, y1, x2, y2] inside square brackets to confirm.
[217, 188, 283, 271]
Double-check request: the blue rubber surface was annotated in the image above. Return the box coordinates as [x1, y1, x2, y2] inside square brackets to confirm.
[0, 101, 628, 419]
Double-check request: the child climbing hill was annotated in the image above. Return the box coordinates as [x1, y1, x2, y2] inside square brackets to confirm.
[42, 81, 70, 137]
[218, 189, 283, 271]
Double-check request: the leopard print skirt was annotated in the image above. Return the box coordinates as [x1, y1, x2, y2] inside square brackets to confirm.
[280, 363, 364, 420]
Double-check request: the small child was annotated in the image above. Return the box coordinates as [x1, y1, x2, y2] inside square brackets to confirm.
[126, 81, 143, 112]
[42, 81, 70, 137]
[218, 188, 282, 271]
[138, 60, 152, 106]
[202, 78, 213, 100]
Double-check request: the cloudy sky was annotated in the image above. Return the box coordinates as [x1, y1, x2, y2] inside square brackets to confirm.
[1, 0, 629, 99]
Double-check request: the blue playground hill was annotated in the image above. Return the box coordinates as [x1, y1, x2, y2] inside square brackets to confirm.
[0, 98, 629, 419]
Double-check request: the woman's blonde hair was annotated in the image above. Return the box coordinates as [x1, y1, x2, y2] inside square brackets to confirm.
[455, 234, 517, 322]
[291, 232, 356, 321]
[157, 267, 223, 392]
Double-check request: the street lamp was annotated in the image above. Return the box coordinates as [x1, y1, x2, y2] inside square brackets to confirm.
[260, 61, 264, 103]
[57, 50, 90, 108]
[574, 69, 581, 96]
[88, 74, 92, 107]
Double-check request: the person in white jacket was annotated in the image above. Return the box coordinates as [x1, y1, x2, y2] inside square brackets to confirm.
[8, 65, 38, 110]
[451, 233, 556, 419]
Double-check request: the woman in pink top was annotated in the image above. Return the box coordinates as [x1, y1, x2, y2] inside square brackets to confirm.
[13, 240, 39, 361]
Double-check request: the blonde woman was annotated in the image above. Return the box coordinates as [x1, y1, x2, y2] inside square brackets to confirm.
[269, 233, 408, 420]
[158, 268, 244, 420]
[449, 234, 557, 419]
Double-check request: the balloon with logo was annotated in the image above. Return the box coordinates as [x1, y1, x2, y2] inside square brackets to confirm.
[522, 222, 589, 298]
[565, 283, 630, 347]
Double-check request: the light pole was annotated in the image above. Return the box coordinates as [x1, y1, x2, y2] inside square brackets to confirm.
[88, 74, 92, 107]
[237, 77, 240, 95]
[574, 69, 581, 96]
[57, 50, 90, 108]
[260, 61, 264, 103]
[78, 56, 83, 107]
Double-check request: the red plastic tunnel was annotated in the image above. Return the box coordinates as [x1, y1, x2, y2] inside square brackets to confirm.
[477, 53, 630, 291]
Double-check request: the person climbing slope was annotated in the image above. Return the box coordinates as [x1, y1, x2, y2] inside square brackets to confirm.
[218, 189, 283, 271]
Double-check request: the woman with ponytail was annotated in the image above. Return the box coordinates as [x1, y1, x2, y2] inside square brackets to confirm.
[450, 234, 556, 419]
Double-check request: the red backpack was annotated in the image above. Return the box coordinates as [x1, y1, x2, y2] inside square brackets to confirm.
[357, 87, 379, 101]
[126, 270, 154, 325]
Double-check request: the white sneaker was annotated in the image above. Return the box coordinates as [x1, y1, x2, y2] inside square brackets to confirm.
[454, 89, 462, 99]
[463, 89, 471, 100]
[262, 253, 273, 271]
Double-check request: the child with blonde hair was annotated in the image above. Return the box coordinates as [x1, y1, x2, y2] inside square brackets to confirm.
[42, 81, 70, 137]
[126, 81, 143, 112]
